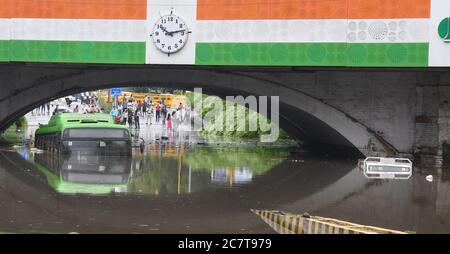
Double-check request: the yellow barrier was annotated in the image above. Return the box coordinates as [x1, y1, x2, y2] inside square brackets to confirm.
[251, 209, 406, 234]
[100, 91, 187, 108]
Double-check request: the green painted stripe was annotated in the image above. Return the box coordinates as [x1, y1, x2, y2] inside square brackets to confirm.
[196, 43, 347, 66]
[0, 41, 9, 62]
[347, 43, 429, 67]
[196, 43, 429, 67]
[6, 40, 146, 64]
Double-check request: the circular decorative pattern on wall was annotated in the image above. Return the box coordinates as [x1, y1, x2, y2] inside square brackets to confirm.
[196, 44, 214, 63]
[347, 20, 408, 42]
[111, 43, 128, 61]
[358, 31, 367, 40]
[44, 41, 60, 59]
[387, 44, 407, 63]
[388, 32, 396, 42]
[269, 44, 289, 63]
[398, 21, 407, 30]
[231, 44, 250, 62]
[77, 42, 94, 60]
[11, 41, 27, 58]
[307, 44, 326, 63]
[388, 21, 397, 31]
[347, 44, 367, 64]
[347, 32, 357, 41]
[358, 21, 367, 30]
[348, 22, 357, 31]
[368, 21, 388, 40]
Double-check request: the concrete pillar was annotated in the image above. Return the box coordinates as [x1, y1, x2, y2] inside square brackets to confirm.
[414, 86, 440, 156]
[438, 86, 450, 151]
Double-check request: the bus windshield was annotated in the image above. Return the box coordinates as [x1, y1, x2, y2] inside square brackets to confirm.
[63, 128, 129, 139]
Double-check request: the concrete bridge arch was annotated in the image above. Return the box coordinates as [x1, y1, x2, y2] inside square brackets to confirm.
[0, 64, 396, 156]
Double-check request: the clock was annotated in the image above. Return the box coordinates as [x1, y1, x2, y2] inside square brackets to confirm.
[151, 12, 190, 55]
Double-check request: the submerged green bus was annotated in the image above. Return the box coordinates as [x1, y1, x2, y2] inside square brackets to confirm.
[35, 113, 132, 156]
[33, 152, 132, 195]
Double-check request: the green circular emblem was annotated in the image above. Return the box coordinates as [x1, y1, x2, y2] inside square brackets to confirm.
[438, 17, 450, 40]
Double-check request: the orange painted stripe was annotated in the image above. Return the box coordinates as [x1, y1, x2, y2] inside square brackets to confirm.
[348, 0, 430, 19]
[0, 0, 146, 20]
[0, 0, 10, 18]
[197, 0, 349, 20]
[197, 0, 430, 20]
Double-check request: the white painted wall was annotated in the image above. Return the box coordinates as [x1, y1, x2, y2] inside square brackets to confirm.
[429, 0, 450, 66]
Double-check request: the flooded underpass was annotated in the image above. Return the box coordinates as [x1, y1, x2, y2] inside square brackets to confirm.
[1, 105, 450, 234]
[1, 127, 450, 234]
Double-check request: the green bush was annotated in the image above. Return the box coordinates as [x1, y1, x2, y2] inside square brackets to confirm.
[0, 116, 28, 145]
[186, 92, 290, 140]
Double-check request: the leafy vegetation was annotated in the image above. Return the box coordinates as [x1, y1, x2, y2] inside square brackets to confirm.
[0, 117, 28, 145]
[185, 92, 291, 140]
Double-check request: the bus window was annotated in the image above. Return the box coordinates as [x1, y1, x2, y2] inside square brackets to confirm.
[63, 128, 129, 139]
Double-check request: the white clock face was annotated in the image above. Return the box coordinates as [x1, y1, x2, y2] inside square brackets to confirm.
[151, 14, 189, 54]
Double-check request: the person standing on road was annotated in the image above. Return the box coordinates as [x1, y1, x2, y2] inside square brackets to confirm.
[40, 104, 45, 115]
[162, 105, 167, 126]
[172, 110, 178, 131]
[46, 102, 51, 115]
[155, 104, 161, 123]
[122, 96, 128, 111]
[128, 109, 134, 128]
[110, 106, 119, 117]
[134, 108, 140, 129]
[180, 106, 186, 123]
[53, 106, 59, 115]
[167, 112, 172, 130]
[146, 105, 153, 125]
[142, 101, 147, 119]
[121, 109, 127, 125]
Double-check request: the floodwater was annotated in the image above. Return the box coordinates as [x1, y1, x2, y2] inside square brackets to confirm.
[0, 115, 450, 233]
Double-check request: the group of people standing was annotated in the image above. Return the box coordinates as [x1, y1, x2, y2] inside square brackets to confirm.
[110, 100, 141, 129]
[110, 96, 191, 131]
[31, 102, 52, 116]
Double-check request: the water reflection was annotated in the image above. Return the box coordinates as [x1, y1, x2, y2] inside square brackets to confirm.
[3, 146, 450, 233]
[18, 144, 290, 196]
[129, 145, 290, 196]
[211, 168, 253, 185]
[32, 152, 131, 195]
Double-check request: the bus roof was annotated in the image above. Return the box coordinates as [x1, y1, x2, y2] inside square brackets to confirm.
[36, 113, 129, 135]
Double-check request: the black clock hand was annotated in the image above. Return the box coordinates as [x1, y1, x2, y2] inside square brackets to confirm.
[167, 29, 186, 35]
[159, 25, 173, 36]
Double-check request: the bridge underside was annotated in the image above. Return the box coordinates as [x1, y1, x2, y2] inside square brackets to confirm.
[1, 63, 450, 157]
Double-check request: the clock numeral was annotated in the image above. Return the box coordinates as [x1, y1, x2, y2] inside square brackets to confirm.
[155, 31, 159, 36]
[168, 46, 172, 50]
[162, 19, 166, 24]
[176, 19, 178, 24]
[179, 24, 183, 29]
[168, 17, 174, 21]
[162, 44, 165, 48]
[181, 31, 185, 36]
[156, 39, 160, 43]
[179, 39, 183, 44]
[175, 44, 178, 48]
